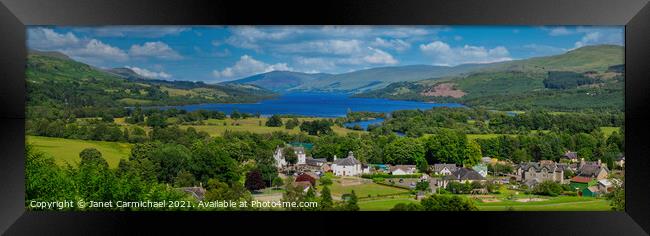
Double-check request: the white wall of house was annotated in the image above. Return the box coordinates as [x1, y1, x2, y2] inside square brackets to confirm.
[273, 148, 286, 168]
[332, 164, 361, 176]
[297, 152, 306, 165]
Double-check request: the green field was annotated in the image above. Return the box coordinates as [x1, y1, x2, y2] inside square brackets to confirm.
[476, 199, 610, 211]
[475, 196, 611, 211]
[358, 197, 419, 211]
[324, 180, 409, 198]
[27, 135, 132, 168]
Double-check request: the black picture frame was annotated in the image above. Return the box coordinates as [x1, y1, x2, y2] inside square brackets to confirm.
[1, 0, 649, 235]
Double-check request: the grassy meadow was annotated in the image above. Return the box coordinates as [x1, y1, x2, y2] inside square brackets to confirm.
[27, 135, 132, 168]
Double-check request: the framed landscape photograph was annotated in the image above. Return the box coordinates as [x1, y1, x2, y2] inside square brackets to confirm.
[1, 0, 650, 235]
[23, 25, 626, 211]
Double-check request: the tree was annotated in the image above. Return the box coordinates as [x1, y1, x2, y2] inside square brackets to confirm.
[79, 148, 108, 168]
[320, 186, 333, 210]
[230, 110, 241, 119]
[146, 113, 167, 128]
[463, 140, 483, 167]
[257, 160, 279, 188]
[344, 190, 360, 211]
[383, 138, 425, 164]
[266, 115, 283, 127]
[416, 180, 430, 191]
[174, 170, 196, 187]
[244, 170, 266, 192]
[189, 140, 240, 185]
[607, 181, 624, 211]
[149, 144, 191, 183]
[101, 113, 114, 123]
[300, 120, 333, 136]
[285, 118, 300, 129]
[532, 180, 563, 196]
[391, 202, 423, 211]
[272, 177, 284, 189]
[283, 148, 298, 165]
[425, 129, 467, 165]
[204, 178, 250, 203]
[420, 195, 478, 211]
[416, 157, 429, 173]
[319, 175, 333, 186]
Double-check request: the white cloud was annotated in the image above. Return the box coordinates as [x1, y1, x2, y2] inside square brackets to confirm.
[371, 38, 411, 52]
[129, 42, 182, 60]
[548, 27, 573, 36]
[125, 66, 172, 79]
[28, 28, 80, 49]
[278, 40, 364, 55]
[224, 26, 297, 51]
[363, 47, 398, 64]
[62, 39, 129, 62]
[212, 55, 292, 81]
[572, 27, 623, 49]
[420, 41, 512, 66]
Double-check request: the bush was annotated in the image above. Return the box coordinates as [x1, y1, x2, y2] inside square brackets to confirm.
[532, 180, 563, 196]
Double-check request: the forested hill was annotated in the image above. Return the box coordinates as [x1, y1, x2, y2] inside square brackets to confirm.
[355, 45, 624, 111]
[26, 51, 276, 117]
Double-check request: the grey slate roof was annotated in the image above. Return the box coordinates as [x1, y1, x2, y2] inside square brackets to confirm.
[334, 152, 361, 166]
[433, 164, 458, 172]
[517, 161, 562, 173]
[334, 157, 360, 166]
[306, 157, 327, 165]
[390, 165, 416, 173]
[577, 163, 609, 178]
[443, 168, 486, 181]
[563, 151, 578, 159]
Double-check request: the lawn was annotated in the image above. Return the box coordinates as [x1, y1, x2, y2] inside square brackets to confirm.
[27, 135, 132, 168]
[358, 197, 419, 211]
[475, 195, 612, 211]
[476, 199, 611, 211]
[324, 180, 409, 199]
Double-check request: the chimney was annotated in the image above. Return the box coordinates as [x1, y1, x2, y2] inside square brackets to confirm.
[333, 155, 337, 161]
[597, 159, 601, 165]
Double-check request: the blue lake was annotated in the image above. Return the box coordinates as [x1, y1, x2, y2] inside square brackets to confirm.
[161, 93, 464, 118]
[344, 118, 385, 130]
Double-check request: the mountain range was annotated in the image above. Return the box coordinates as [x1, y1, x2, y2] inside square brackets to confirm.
[225, 45, 623, 94]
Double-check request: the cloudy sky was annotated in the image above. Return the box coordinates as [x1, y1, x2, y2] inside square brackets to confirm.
[27, 26, 623, 83]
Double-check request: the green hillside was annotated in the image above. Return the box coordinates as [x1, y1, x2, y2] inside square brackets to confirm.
[356, 45, 624, 111]
[26, 51, 276, 117]
[487, 44, 624, 73]
[226, 71, 332, 92]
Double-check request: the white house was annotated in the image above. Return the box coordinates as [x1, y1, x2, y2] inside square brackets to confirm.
[273, 146, 308, 168]
[432, 164, 458, 176]
[331, 151, 362, 176]
[390, 165, 416, 175]
[273, 147, 287, 168]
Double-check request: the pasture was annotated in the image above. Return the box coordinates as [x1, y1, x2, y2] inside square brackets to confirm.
[27, 135, 132, 168]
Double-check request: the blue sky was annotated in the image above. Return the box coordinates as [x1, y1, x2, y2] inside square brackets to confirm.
[27, 26, 623, 83]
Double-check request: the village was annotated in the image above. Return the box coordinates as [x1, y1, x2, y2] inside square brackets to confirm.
[221, 143, 625, 211]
